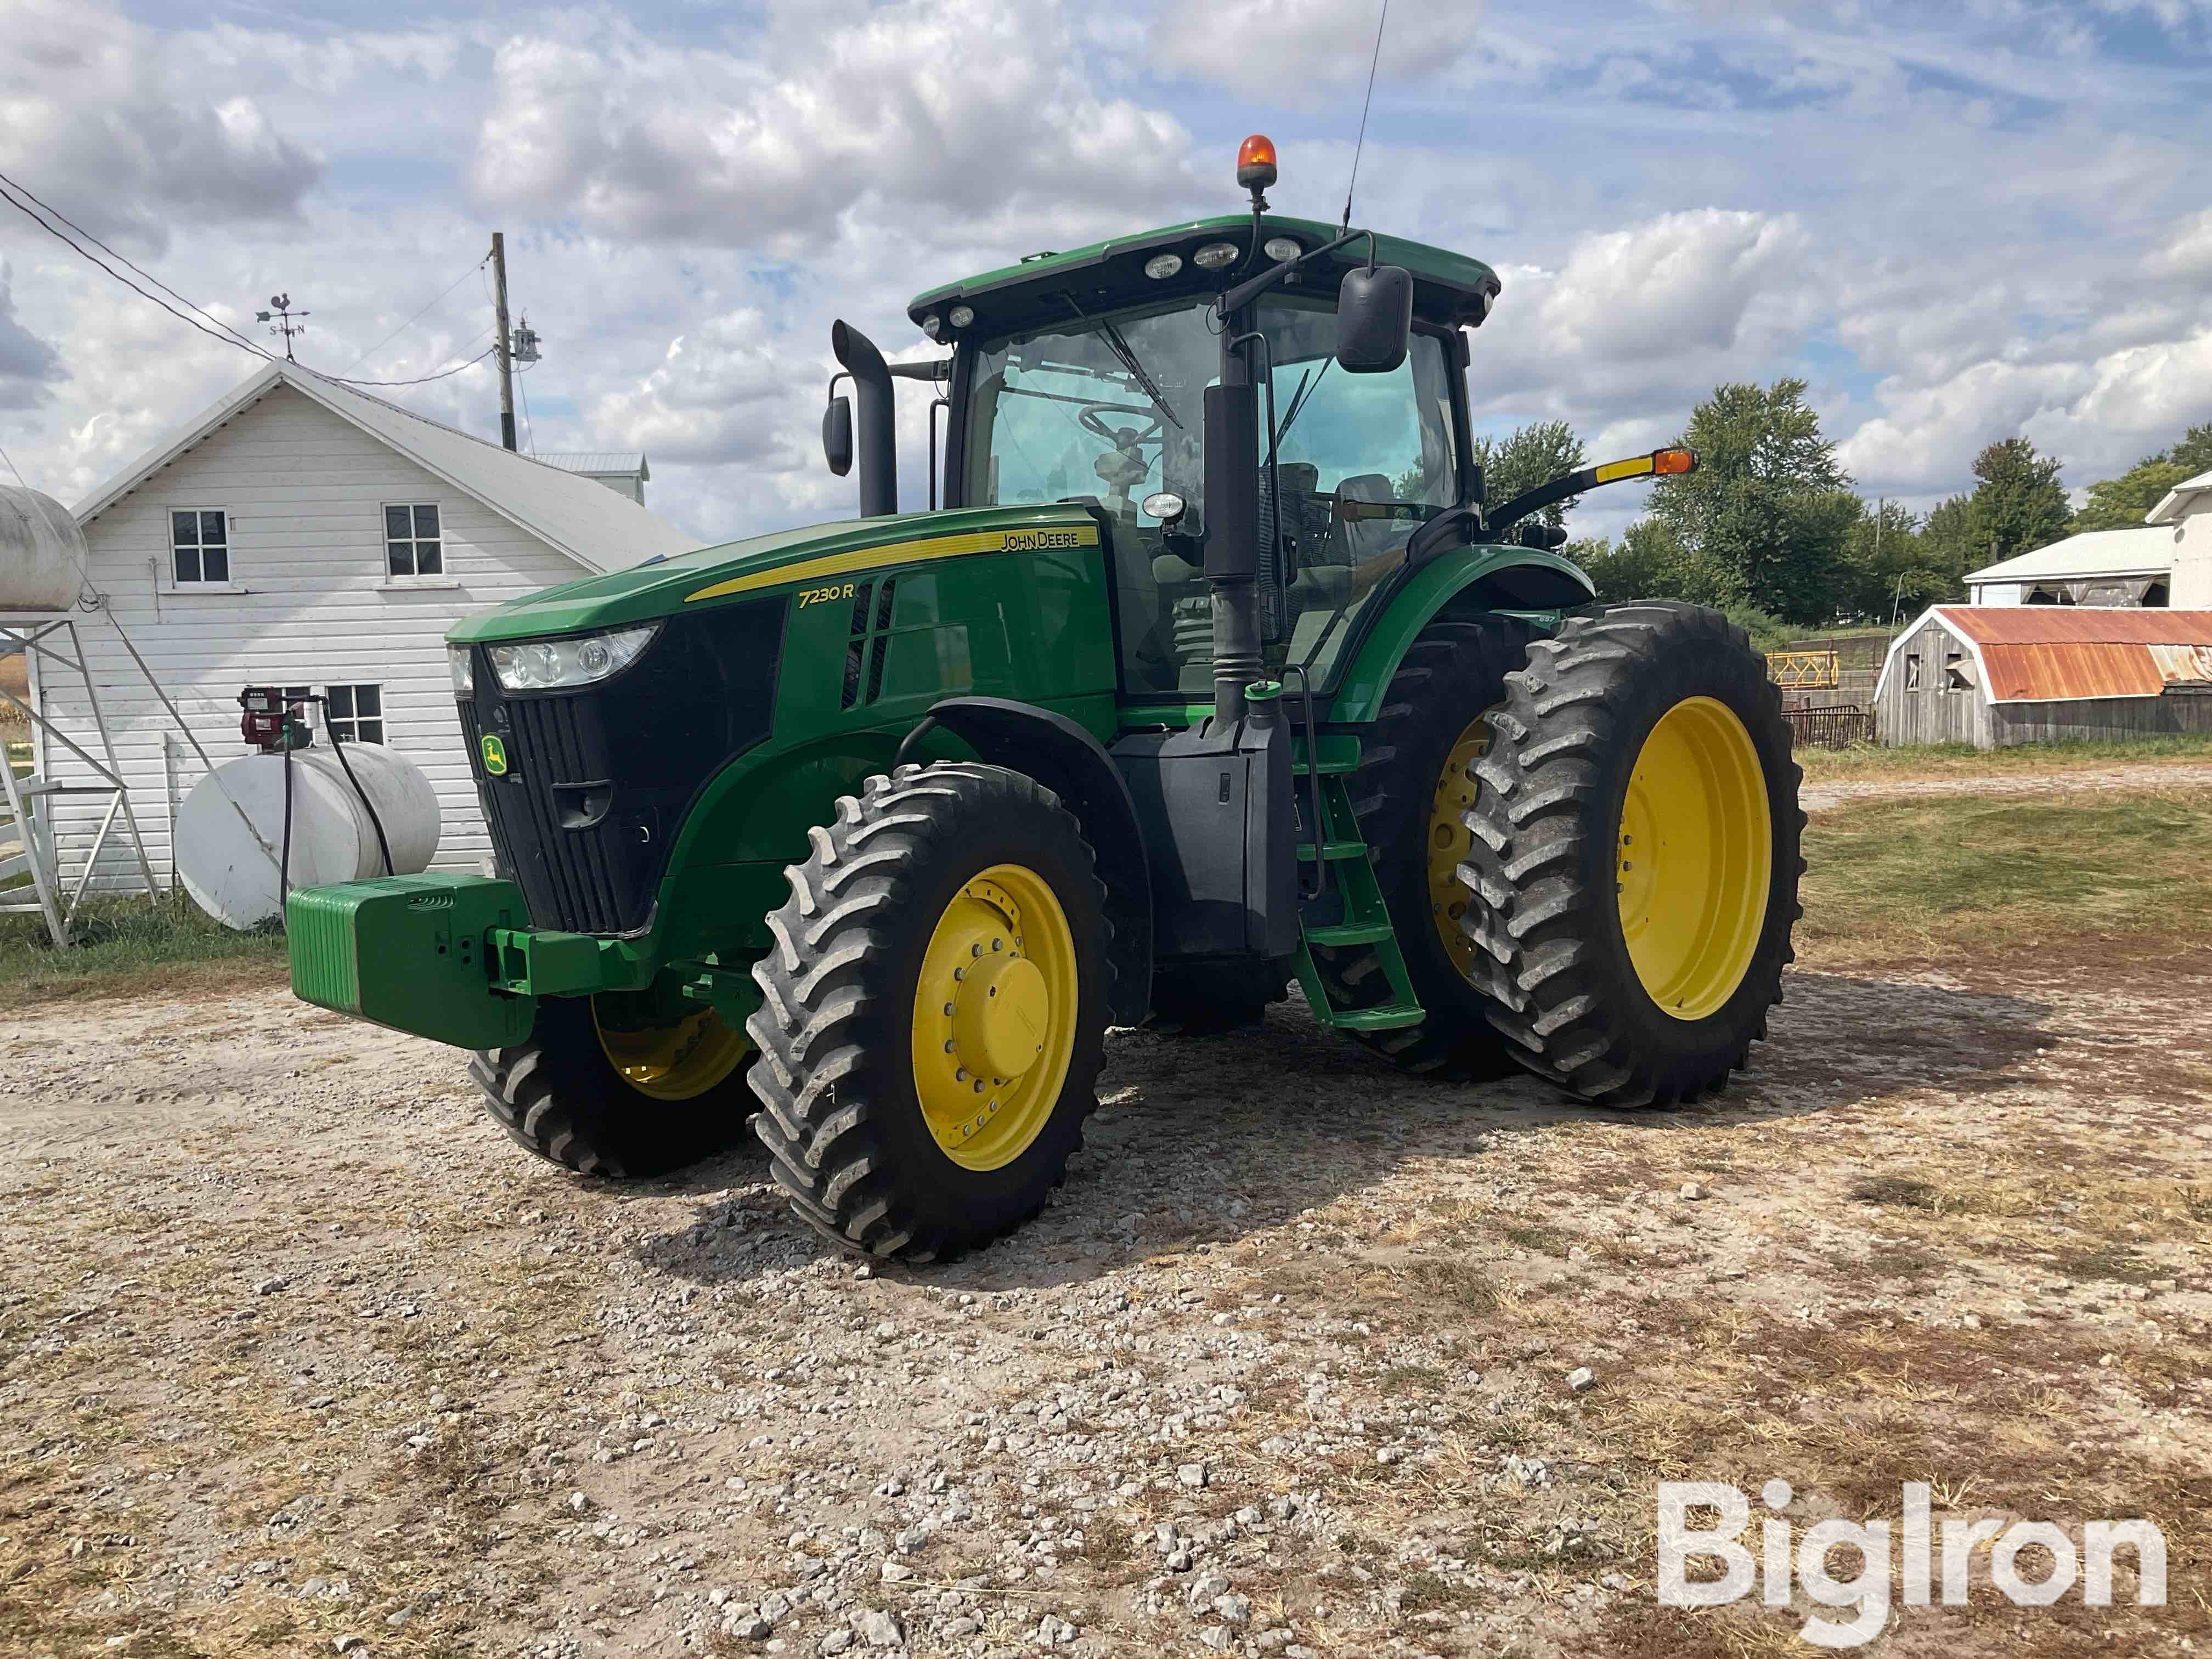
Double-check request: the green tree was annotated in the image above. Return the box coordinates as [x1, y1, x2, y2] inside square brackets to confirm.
[1572, 518, 1746, 609]
[1645, 377, 1860, 624]
[1961, 436, 2069, 563]
[1471, 420, 1585, 527]
[2072, 457, 2188, 532]
[2170, 421, 2212, 476]
[2070, 422, 2212, 531]
[1835, 498, 1960, 620]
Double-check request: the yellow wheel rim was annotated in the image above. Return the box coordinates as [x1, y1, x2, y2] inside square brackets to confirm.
[1617, 696, 1772, 1022]
[911, 863, 1079, 1171]
[592, 997, 750, 1101]
[1428, 710, 1496, 975]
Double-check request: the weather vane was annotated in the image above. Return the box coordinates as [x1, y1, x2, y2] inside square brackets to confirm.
[255, 294, 308, 362]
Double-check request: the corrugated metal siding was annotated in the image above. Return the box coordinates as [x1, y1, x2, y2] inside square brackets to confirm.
[38, 387, 593, 891]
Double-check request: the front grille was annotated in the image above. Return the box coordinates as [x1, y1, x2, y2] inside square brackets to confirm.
[459, 596, 786, 936]
[465, 699, 635, 934]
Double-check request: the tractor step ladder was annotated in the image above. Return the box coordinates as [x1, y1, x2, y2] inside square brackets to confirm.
[1290, 733, 1424, 1031]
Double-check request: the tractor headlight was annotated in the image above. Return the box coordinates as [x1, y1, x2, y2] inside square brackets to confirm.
[1263, 235, 1302, 263]
[1143, 252, 1183, 280]
[1193, 241, 1240, 270]
[448, 644, 473, 697]
[487, 624, 660, 692]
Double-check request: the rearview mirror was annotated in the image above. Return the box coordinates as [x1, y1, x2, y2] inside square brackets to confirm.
[1336, 264, 1413, 374]
[822, 395, 854, 477]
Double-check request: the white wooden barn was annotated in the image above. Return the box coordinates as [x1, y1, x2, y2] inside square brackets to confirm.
[38, 363, 698, 888]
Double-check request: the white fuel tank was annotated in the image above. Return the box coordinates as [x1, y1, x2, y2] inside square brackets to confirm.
[0, 486, 87, 613]
[176, 743, 442, 930]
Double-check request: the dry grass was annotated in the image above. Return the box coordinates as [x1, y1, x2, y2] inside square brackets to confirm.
[1795, 785, 2212, 969]
[1795, 731, 2212, 780]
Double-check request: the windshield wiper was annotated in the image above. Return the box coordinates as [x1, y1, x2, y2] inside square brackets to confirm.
[1061, 295, 1182, 431]
[1273, 358, 1330, 449]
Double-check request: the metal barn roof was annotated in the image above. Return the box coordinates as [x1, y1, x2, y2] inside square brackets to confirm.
[76, 366, 695, 574]
[1963, 526, 2176, 586]
[1876, 605, 2212, 704]
[538, 452, 650, 479]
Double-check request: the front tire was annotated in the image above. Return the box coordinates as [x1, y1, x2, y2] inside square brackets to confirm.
[1459, 602, 1803, 1107]
[472, 993, 753, 1178]
[748, 763, 1110, 1261]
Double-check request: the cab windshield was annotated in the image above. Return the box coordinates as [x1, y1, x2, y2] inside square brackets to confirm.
[961, 296, 1459, 698]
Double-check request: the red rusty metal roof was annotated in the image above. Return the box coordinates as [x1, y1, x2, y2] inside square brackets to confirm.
[1924, 607, 2212, 704]
[1936, 606, 2212, 646]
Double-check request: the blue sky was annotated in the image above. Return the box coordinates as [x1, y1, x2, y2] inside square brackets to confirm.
[3, 0, 2209, 545]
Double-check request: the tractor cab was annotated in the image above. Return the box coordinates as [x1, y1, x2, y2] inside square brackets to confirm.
[827, 140, 1538, 720]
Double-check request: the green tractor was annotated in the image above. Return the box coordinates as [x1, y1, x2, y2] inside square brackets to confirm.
[288, 137, 1802, 1261]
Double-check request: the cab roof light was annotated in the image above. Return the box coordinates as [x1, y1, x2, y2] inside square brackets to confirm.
[1237, 134, 1278, 194]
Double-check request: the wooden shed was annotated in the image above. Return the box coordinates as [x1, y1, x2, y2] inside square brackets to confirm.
[1874, 606, 2212, 748]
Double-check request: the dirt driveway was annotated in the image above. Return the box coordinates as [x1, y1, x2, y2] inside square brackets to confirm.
[4, 924, 2207, 1659]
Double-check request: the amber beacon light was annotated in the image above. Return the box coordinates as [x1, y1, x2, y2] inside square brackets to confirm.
[1236, 134, 1279, 193]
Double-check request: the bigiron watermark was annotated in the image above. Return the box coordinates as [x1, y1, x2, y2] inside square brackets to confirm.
[1657, 1479, 2167, 1647]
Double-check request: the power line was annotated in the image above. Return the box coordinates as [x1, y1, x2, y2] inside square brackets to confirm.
[0, 444, 24, 488]
[341, 257, 489, 374]
[314, 347, 496, 388]
[0, 178, 276, 364]
[0, 166, 268, 356]
[0, 167, 496, 391]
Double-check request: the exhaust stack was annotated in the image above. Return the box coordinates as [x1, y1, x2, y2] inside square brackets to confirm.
[831, 320, 898, 517]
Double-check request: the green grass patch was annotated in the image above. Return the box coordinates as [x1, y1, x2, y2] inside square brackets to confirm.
[1796, 730, 2212, 780]
[1797, 786, 2212, 969]
[0, 889, 287, 1012]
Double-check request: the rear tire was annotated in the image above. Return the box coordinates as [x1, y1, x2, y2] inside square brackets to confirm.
[1314, 617, 1531, 1079]
[1459, 601, 1803, 1107]
[748, 763, 1111, 1261]
[472, 995, 753, 1178]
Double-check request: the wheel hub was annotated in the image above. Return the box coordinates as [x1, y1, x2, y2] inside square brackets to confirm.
[1616, 696, 1772, 1021]
[952, 950, 1049, 1079]
[910, 866, 1079, 1170]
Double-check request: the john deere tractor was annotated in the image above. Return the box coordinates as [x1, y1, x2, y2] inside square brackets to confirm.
[288, 136, 1802, 1261]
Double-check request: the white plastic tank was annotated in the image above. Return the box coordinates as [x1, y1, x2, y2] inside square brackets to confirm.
[0, 486, 88, 612]
[176, 742, 442, 929]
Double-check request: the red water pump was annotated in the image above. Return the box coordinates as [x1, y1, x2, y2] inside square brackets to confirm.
[238, 686, 309, 753]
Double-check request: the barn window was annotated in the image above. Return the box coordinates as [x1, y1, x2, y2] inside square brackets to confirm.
[170, 509, 230, 584]
[324, 684, 384, 744]
[1944, 651, 1974, 692]
[384, 504, 443, 577]
[1904, 652, 1922, 691]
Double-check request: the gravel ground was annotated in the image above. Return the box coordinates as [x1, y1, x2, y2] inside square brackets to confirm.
[4, 951, 2208, 1658]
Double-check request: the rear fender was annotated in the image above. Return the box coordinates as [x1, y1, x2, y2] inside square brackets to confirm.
[904, 696, 1153, 1026]
[1326, 545, 1593, 725]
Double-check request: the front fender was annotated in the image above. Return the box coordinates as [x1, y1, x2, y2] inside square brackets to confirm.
[909, 696, 1153, 1027]
[1325, 544, 1593, 725]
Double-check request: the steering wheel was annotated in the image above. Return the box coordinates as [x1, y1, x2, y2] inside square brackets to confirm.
[1079, 403, 1166, 447]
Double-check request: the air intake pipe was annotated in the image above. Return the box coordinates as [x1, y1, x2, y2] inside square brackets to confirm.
[831, 320, 898, 517]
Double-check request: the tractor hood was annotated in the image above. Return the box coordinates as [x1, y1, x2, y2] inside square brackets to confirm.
[447, 504, 1102, 642]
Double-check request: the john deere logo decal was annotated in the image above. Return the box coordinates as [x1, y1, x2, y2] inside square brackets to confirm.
[480, 733, 509, 776]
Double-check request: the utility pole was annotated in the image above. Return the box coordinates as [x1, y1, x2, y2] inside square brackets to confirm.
[490, 232, 516, 452]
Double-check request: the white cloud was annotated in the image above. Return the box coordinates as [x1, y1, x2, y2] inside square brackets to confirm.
[1147, 0, 1480, 100]
[0, 0, 321, 249]
[0, 266, 63, 410]
[470, 0, 1197, 257]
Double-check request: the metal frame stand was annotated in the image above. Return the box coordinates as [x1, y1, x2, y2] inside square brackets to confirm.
[0, 616, 159, 946]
